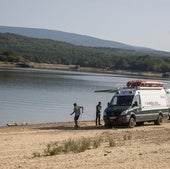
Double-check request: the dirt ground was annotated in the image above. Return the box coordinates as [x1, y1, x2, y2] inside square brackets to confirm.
[0, 120, 170, 169]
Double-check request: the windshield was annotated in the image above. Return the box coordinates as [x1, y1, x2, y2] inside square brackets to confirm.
[109, 95, 134, 106]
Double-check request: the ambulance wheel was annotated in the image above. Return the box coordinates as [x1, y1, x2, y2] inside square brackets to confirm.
[154, 115, 163, 125]
[128, 117, 136, 128]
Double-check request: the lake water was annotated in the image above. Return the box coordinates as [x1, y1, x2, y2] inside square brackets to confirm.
[0, 68, 170, 127]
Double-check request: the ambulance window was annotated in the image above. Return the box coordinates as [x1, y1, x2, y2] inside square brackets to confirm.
[110, 96, 117, 105]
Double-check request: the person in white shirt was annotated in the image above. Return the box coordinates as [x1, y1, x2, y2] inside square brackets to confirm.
[70, 103, 84, 127]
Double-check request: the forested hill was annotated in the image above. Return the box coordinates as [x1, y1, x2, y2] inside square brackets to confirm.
[1, 26, 170, 56]
[0, 33, 170, 73]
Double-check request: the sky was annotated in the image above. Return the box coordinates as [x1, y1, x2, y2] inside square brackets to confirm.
[0, 0, 170, 52]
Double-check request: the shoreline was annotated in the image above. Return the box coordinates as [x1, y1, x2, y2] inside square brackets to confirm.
[0, 61, 164, 79]
[1, 118, 169, 127]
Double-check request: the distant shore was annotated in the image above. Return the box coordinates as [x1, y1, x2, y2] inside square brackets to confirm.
[0, 61, 163, 79]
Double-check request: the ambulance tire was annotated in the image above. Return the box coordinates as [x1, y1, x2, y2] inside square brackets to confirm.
[154, 115, 163, 125]
[128, 117, 136, 128]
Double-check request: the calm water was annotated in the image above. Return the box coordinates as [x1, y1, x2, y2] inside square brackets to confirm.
[0, 68, 170, 126]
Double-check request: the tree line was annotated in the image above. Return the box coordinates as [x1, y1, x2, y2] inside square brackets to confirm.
[0, 33, 170, 73]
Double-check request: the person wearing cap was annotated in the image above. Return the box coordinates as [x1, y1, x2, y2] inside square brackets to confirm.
[70, 103, 84, 127]
[96, 101, 102, 126]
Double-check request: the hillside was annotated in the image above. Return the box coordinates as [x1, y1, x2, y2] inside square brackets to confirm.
[0, 33, 170, 73]
[0, 26, 170, 57]
[0, 32, 141, 63]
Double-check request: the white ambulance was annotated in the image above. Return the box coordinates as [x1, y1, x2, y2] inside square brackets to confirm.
[103, 80, 170, 128]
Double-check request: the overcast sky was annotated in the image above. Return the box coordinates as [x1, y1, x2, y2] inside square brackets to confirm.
[0, 0, 170, 52]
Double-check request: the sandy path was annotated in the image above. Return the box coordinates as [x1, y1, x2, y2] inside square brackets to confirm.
[0, 121, 170, 169]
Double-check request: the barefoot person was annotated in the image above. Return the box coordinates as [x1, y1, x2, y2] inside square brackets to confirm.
[70, 103, 84, 127]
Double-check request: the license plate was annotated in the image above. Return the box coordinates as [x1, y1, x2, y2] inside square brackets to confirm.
[110, 116, 116, 120]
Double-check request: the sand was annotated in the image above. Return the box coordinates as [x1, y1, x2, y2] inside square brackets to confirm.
[0, 120, 170, 169]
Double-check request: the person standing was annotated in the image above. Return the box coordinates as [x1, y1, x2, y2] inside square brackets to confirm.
[96, 101, 102, 126]
[70, 103, 84, 127]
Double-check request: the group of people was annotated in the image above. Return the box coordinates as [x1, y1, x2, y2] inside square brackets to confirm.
[70, 101, 102, 128]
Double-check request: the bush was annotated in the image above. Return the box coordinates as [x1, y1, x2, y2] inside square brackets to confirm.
[108, 137, 116, 147]
[92, 136, 103, 149]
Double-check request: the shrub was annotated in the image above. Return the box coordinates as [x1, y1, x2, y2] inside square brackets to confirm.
[33, 135, 117, 157]
[123, 134, 132, 140]
[92, 136, 103, 149]
[32, 152, 41, 158]
[108, 137, 116, 147]
[63, 137, 91, 153]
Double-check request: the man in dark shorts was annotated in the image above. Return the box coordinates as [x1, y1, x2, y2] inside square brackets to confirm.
[70, 103, 84, 127]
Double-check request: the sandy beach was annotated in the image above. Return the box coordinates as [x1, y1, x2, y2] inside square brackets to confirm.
[0, 120, 170, 169]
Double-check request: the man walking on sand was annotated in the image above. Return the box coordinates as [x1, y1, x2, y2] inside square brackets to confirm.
[96, 101, 102, 126]
[70, 103, 84, 128]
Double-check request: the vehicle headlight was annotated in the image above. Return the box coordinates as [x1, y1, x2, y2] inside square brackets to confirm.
[121, 110, 128, 116]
